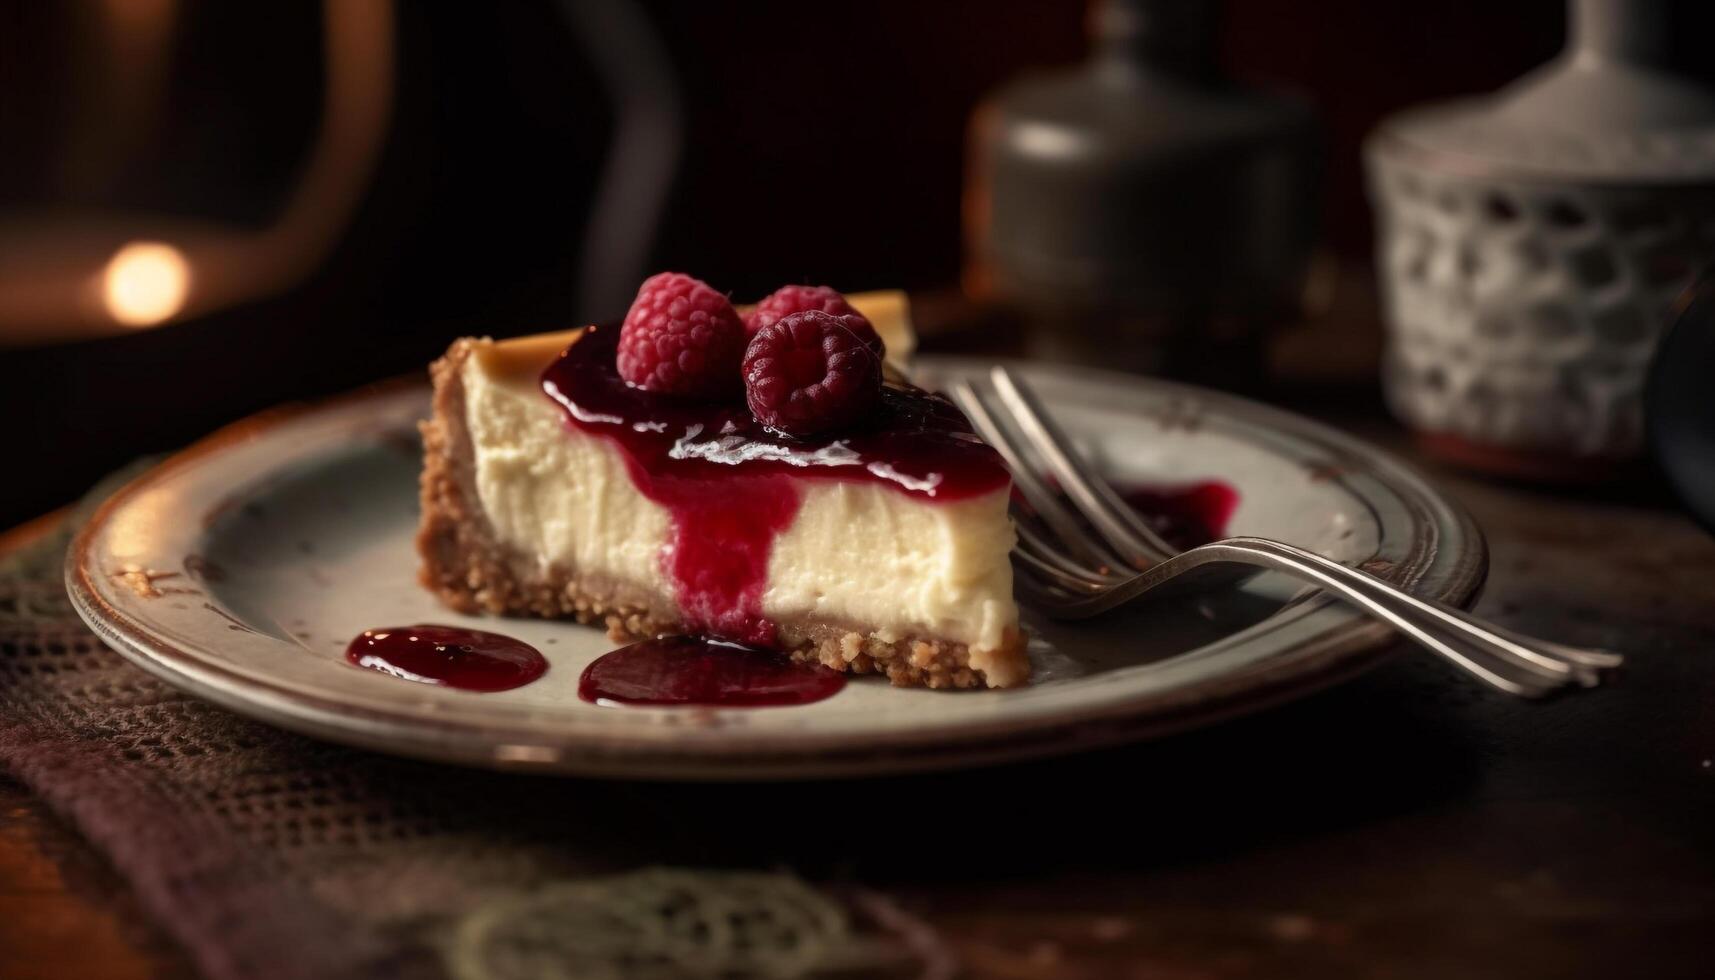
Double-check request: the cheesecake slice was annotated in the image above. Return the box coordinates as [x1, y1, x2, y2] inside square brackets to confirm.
[417, 292, 1028, 688]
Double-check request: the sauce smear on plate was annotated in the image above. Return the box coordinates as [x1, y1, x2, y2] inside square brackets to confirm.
[346, 624, 547, 692]
[579, 636, 846, 707]
[1121, 480, 1240, 550]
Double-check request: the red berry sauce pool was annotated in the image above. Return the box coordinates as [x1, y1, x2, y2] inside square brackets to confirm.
[1120, 480, 1240, 549]
[541, 325, 1008, 648]
[345, 625, 547, 692]
[578, 636, 846, 707]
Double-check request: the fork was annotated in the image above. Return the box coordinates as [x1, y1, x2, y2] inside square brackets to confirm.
[950, 367, 1624, 699]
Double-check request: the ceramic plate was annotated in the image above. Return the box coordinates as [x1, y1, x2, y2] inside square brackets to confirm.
[67, 359, 1486, 780]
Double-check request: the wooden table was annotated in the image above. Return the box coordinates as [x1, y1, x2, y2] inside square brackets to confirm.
[5, 385, 1714, 979]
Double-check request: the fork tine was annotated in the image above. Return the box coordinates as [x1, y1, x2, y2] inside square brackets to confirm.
[1015, 519, 1113, 583]
[1012, 544, 1106, 595]
[990, 367, 1178, 567]
[950, 380, 1135, 574]
[1012, 569, 1086, 612]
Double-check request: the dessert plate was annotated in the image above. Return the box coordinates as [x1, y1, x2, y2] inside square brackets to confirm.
[67, 359, 1486, 780]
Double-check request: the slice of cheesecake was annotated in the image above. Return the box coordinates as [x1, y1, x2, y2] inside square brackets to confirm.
[417, 292, 1028, 688]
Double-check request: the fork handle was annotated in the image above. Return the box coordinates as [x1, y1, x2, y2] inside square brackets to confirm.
[1042, 537, 1622, 698]
[1233, 538, 1621, 687]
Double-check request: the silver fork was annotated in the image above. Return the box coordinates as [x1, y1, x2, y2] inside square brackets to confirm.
[950, 367, 1624, 699]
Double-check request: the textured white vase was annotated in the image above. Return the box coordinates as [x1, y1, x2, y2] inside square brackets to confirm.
[1366, 0, 1715, 472]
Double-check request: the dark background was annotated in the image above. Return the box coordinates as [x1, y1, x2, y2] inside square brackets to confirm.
[0, 0, 1564, 527]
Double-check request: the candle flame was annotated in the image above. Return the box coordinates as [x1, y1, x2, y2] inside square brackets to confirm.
[103, 241, 190, 327]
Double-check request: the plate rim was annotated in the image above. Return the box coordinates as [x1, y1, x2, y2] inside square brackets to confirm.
[65, 362, 1488, 780]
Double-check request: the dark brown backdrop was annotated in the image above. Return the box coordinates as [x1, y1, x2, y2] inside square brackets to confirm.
[0, 0, 1564, 526]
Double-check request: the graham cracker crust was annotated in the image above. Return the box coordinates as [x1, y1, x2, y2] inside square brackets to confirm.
[416, 338, 1029, 689]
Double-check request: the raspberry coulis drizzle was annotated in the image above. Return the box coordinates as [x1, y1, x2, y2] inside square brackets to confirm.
[540, 325, 1008, 647]
[345, 625, 547, 692]
[578, 636, 846, 707]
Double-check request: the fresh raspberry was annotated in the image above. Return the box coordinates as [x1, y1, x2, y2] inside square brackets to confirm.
[616, 272, 746, 397]
[743, 311, 883, 436]
[746, 284, 884, 356]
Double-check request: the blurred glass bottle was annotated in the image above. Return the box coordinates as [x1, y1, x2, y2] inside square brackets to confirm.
[964, 0, 1318, 386]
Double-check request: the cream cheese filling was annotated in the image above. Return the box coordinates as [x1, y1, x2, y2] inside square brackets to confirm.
[460, 352, 1018, 660]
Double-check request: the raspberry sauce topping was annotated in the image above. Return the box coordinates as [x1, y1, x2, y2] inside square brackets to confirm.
[543, 324, 1009, 501]
[540, 324, 1008, 647]
[346, 625, 547, 692]
[579, 636, 846, 707]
